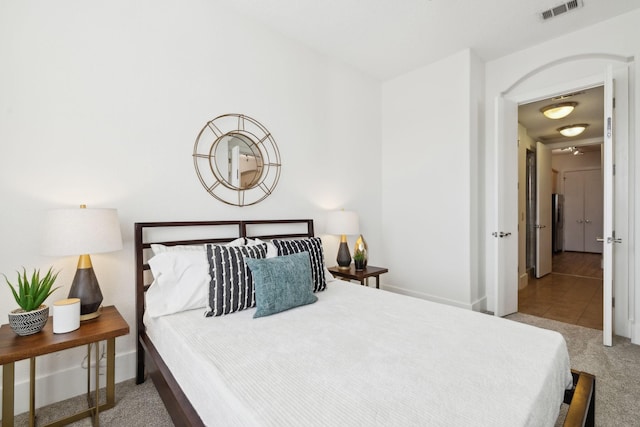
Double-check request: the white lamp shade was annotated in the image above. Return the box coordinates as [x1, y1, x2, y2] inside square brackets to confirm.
[42, 207, 123, 256]
[326, 210, 359, 236]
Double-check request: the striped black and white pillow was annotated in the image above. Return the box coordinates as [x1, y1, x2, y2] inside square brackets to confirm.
[205, 243, 267, 317]
[272, 237, 327, 292]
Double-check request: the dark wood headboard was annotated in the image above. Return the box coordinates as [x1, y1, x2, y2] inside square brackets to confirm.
[135, 219, 314, 298]
[133, 219, 314, 384]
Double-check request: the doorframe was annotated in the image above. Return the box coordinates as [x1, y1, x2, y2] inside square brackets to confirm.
[493, 58, 634, 342]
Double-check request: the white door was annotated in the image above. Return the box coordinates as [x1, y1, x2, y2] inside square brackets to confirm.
[494, 96, 518, 317]
[584, 169, 604, 253]
[563, 171, 584, 251]
[231, 145, 240, 188]
[602, 67, 614, 346]
[562, 169, 603, 253]
[535, 141, 552, 277]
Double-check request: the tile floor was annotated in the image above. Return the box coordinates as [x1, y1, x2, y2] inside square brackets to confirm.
[518, 251, 603, 330]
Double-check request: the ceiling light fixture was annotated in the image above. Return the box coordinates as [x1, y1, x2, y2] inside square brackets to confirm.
[541, 102, 577, 119]
[558, 124, 588, 137]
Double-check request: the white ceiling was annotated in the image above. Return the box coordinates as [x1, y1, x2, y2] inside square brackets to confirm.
[518, 85, 604, 149]
[219, 0, 640, 80]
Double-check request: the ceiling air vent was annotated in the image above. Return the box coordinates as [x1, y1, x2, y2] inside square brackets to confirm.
[566, 0, 580, 10]
[541, 0, 583, 20]
[552, 91, 585, 101]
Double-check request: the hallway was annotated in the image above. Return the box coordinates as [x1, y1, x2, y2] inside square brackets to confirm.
[518, 252, 603, 330]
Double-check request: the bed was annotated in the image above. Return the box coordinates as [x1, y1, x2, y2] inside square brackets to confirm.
[134, 219, 595, 427]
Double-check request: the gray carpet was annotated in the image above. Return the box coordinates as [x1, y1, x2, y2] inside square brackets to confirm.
[8, 379, 173, 427]
[508, 313, 640, 427]
[8, 314, 640, 426]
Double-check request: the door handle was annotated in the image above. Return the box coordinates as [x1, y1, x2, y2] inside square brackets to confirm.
[585, 219, 592, 223]
[492, 231, 512, 238]
[598, 237, 623, 244]
[534, 224, 546, 229]
[577, 219, 583, 223]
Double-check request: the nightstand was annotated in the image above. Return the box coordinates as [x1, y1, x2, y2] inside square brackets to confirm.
[0, 305, 130, 427]
[328, 265, 389, 289]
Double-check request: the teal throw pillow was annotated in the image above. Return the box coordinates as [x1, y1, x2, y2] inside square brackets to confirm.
[245, 252, 318, 318]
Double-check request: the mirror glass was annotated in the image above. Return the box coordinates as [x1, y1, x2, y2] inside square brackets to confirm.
[213, 133, 264, 190]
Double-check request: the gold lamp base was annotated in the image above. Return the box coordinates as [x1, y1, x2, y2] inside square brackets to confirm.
[80, 306, 102, 321]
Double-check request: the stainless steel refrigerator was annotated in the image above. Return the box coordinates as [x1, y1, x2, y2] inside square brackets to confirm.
[552, 194, 564, 253]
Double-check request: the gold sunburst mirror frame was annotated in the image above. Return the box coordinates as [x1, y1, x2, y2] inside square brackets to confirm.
[193, 114, 281, 207]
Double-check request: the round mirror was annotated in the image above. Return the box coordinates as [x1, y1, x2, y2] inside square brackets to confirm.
[193, 114, 281, 206]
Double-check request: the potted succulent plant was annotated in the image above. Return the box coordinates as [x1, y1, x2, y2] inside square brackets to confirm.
[353, 251, 366, 271]
[3, 267, 60, 336]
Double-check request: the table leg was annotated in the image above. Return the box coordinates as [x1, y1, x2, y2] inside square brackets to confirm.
[106, 338, 115, 405]
[30, 357, 36, 427]
[94, 341, 100, 426]
[2, 362, 15, 427]
[375, 275, 380, 289]
[86, 344, 91, 406]
[85, 343, 100, 426]
[43, 340, 116, 427]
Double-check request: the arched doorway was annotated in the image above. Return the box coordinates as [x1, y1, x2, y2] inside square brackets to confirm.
[492, 54, 632, 346]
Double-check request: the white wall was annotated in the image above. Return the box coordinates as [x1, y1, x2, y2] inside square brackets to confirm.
[484, 9, 640, 341]
[552, 151, 602, 175]
[381, 49, 482, 309]
[469, 51, 485, 307]
[0, 0, 382, 412]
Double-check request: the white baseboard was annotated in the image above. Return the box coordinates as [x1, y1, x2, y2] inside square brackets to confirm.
[518, 273, 528, 290]
[383, 284, 479, 311]
[631, 320, 640, 345]
[0, 350, 136, 416]
[471, 296, 488, 312]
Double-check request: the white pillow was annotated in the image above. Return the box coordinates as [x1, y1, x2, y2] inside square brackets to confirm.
[324, 267, 335, 281]
[146, 251, 209, 317]
[145, 237, 248, 317]
[246, 237, 333, 277]
[246, 238, 278, 258]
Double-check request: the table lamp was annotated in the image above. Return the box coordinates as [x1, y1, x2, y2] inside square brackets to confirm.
[326, 210, 359, 270]
[42, 204, 123, 320]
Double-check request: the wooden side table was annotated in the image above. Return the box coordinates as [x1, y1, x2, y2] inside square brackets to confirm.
[0, 305, 129, 427]
[328, 265, 389, 289]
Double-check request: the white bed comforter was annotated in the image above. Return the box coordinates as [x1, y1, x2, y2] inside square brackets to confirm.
[145, 281, 573, 426]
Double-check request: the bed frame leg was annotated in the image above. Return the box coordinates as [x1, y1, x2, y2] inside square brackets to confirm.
[136, 340, 145, 384]
[563, 370, 595, 427]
